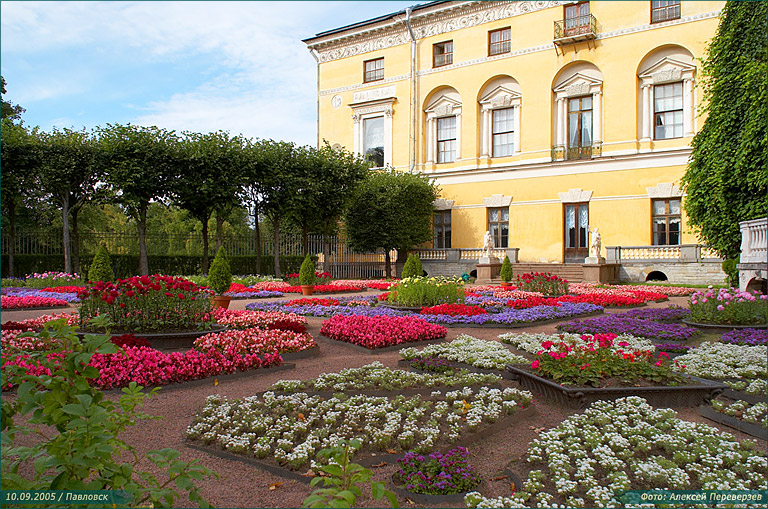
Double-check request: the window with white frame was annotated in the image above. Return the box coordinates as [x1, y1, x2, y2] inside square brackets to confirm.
[350, 87, 396, 168]
[363, 116, 385, 167]
[437, 116, 456, 163]
[492, 108, 515, 157]
[479, 77, 521, 159]
[552, 63, 603, 161]
[654, 82, 683, 139]
[424, 88, 462, 165]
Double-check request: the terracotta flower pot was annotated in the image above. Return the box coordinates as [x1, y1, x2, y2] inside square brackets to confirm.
[500, 281, 513, 287]
[212, 295, 232, 309]
[300, 285, 314, 296]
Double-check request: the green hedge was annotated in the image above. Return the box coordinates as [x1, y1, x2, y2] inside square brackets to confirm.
[1, 254, 315, 279]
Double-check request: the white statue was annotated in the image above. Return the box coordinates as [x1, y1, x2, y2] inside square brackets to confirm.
[483, 230, 494, 257]
[590, 226, 602, 258]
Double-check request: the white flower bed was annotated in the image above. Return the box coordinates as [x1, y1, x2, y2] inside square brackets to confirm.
[465, 396, 768, 508]
[269, 361, 500, 392]
[187, 386, 533, 470]
[672, 342, 767, 381]
[724, 378, 768, 396]
[711, 400, 767, 428]
[399, 334, 527, 370]
[498, 332, 655, 355]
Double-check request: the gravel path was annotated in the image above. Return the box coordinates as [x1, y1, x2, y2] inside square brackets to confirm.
[3, 293, 765, 508]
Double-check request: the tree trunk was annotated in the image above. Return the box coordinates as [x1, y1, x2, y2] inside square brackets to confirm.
[273, 215, 281, 278]
[216, 211, 224, 251]
[8, 200, 16, 278]
[138, 202, 149, 276]
[71, 208, 80, 275]
[302, 221, 309, 256]
[384, 249, 392, 278]
[62, 195, 72, 274]
[202, 217, 210, 274]
[254, 207, 262, 275]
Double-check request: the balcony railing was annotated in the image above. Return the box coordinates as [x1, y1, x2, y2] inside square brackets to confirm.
[554, 14, 598, 43]
[567, 145, 592, 160]
[606, 245, 722, 263]
[739, 218, 767, 264]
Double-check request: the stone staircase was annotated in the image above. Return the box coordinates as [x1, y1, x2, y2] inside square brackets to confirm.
[510, 263, 585, 283]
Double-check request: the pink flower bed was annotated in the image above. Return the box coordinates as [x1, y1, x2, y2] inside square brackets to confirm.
[569, 283, 677, 299]
[1, 329, 62, 352]
[489, 289, 544, 300]
[421, 304, 488, 316]
[2, 346, 282, 391]
[326, 279, 399, 290]
[212, 307, 307, 333]
[194, 328, 316, 356]
[1, 296, 69, 309]
[5, 312, 80, 329]
[250, 281, 291, 291]
[319, 315, 447, 349]
[283, 284, 363, 294]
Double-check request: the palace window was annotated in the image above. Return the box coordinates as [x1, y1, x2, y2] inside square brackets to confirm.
[437, 116, 457, 163]
[492, 108, 515, 157]
[568, 96, 593, 159]
[654, 82, 683, 139]
[564, 202, 589, 261]
[651, 0, 681, 23]
[363, 58, 384, 83]
[487, 207, 509, 248]
[488, 28, 511, 56]
[433, 41, 453, 67]
[564, 1, 590, 37]
[363, 116, 384, 167]
[433, 210, 451, 249]
[652, 198, 681, 245]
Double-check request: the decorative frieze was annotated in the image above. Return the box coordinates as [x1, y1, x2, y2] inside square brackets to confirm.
[433, 198, 455, 210]
[646, 183, 682, 198]
[558, 189, 593, 203]
[483, 194, 513, 208]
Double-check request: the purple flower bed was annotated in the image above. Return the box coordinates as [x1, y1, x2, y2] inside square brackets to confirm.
[3, 289, 80, 303]
[619, 306, 690, 322]
[721, 328, 767, 346]
[395, 447, 481, 495]
[224, 290, 284, 298]
[0, 287, 26, 296]
[653, 342, 693, 354]
[557, 315, 699, 342]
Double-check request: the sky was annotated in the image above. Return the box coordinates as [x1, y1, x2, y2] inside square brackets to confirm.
[0, 1, 418, 147]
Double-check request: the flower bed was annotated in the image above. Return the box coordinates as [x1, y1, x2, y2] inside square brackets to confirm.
[569, 282, 689, 298]
[319, 315, 447, 349]
[212, 308, 307, 333]
[400, 335, 528, 371]
[186, 386, 534, 470]
[41, 285, 87, 293]
[710, 399, 767, 428]
[223, 283, 283, 298]
[77, 275, 215, 333]
[1, 295, 69, 309]
[689, 287, 767, 325]
[268, 361, 500, 393]
[23, 271, 82, 289]
[284, 297, 340, 307]
[421, 304, 487, 316]
[671, 342, 767, 382]
[421, 303, 603, 326]
[499, 332, 656, 356]
[3, 289, 81, 303]
[194, 328, 316, 356]
[652, 342, 693, 354]
[619, 305, 691, 322]
[394, 447, 481, 496]
[388, 276, 465, 307]
[464, 397, 767, 509]
[557, 315, 699, 342]
[2, 312, 80, 330]
[514, 272, 568, 296]
[282, 284, 363, 294]
[721, 328, 767, 346]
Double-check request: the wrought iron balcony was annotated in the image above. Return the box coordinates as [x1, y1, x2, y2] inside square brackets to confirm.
[554, 14, 598, 44]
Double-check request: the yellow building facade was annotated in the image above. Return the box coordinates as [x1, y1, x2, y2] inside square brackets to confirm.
[304, 0, 724, 265]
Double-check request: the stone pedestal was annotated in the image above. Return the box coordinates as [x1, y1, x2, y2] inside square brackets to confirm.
[476, 260, 501, 284]
[584, 256, 606, 265]
[582, 262, 620, 284]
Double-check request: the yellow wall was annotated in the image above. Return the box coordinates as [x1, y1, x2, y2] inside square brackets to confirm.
[311, 1, 724, 262]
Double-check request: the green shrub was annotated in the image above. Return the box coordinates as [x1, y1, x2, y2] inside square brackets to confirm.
[722, 257, 740, 287]
[299, 254, 315, 286]
[207, 247, 232, 295]
[88, 244, 114, 283]
[388, 276, 464, 307]
[401, 254, 423, 279]
[500, 255, 513, 282]
[1, 277, 25, 287]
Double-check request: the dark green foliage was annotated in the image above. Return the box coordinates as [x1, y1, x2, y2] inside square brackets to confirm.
[299, 253, 315, 286]
[401, 254, 423, 279]
[1, 76, 24, 121]
[682, 0, 767, 259]
[207, 246, 232, 295]
[1, 319, 215, 506]
[500, 255, 513, 282]
[721, 256, 740, 288]
[87, 244, 113, 283]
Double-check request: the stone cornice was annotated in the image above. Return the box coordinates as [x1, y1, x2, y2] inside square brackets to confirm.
[308, 1, 566, 63]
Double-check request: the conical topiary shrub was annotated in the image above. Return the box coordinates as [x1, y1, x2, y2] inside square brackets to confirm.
[401, 254, 423, 279]
[500, 255, 513, 283]
[88, 244, 114, 283]
[299, 254, 315, 286]
[208, 246, 232, 295]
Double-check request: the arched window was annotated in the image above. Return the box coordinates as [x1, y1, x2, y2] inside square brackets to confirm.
[637, 46, 696, 141]
[478, 76, 522, 159]
[424, 87, 462, 164]
[552, 62, 603, 161]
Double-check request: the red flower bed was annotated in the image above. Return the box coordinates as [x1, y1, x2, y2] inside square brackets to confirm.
[41, 286, 86, 293]
[110, 334, 152, 349]
[420, 304, 488, 316]
[212, 308, 307, 333]
[282, 284, 362, 294]
[1, 321, 37, 331]
[319, 315, 446, 349]
[284, 297, 340, 307]
[506, 293, 648, 309]
[507, 296, 563, 309]
[1, 296, 69, 309]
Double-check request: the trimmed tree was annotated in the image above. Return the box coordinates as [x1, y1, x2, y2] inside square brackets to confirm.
[88, 244, 113, 283]
[345, 169, 439, 277]
[500, 255, 513, 282]
[682, 0, 767, 259]
[207, 246, 232, 295]
[401, 254, 423, 279]
[299, 254, 315, 286]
